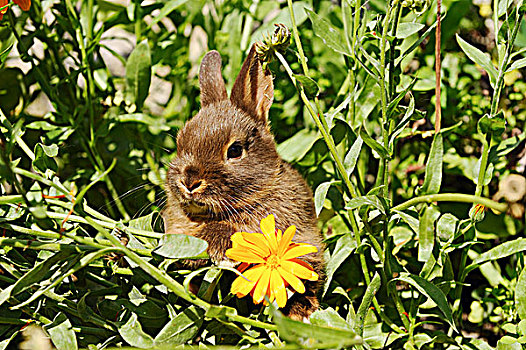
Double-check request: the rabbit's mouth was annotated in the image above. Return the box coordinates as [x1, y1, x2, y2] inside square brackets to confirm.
[181, 199, 210, 216]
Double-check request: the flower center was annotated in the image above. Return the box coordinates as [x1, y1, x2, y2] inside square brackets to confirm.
[266, 255, 281, 269]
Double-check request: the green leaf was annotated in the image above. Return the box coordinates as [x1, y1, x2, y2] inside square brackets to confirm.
[389, 95, 415, 149]
[344, 136, 363, 177]
[125, 40, 152, 110]
[421, 134, 443, 195]
[467, 238, 526, 272]
[359, 127, 390, 159]
[306, 8, 350, 56]
[497, 336, 522, 350]
[128, 213, 154, 232]
[396, 23, 425, 39]
[147, 0, 190, 29]
[155, 306, 203, 345]
[9, 251, 70, 300]
[393, 209, 420, 233]
[456, 34, 498, 88]
[517, 266, 526, 320]
[418, 205, 440, 262]
[437, 213, 458, 242]
[272, 307, 362, 347]
[491, 132, 526, 160]
[119, 312, 154, 348]
[46, 313, 78, 350]
[115, 113, 170, 135]
[478, 111, 506, 135]
[346, 195, 388, 214]
[277, 129, 318, 162]
[314, 181, 338, 216]
[395, 273, 457, 332]
[355, 273, 381, 335]
[0, 44, 13, 66]
[294, 74, 320, 99]
[32, 143, 59, 174]
[310, 307, 351, 330]
[154, 234, 208, 259]
[323, 233, 357, 297]
[506, 57, 526, 72]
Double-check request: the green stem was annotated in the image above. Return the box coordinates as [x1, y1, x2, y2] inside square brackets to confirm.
[283, 2, 404, 335]
[388, 3, 402, 100]
[377, 2, 395, 199]
[0, 237, 97, 253]
[392, 193, 507, 212]
[475, 11, 522, 197]
[84, 217, 278, 330]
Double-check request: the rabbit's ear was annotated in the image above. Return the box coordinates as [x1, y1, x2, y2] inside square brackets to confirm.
[199, 51, 228, 107]
[230, 44, 274, 124]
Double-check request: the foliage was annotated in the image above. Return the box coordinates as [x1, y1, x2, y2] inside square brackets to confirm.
[0, 0, 526, 349]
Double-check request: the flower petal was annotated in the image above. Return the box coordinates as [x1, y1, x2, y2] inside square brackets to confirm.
[13, 0, 30, 11]
[270, 269, 287, 308]
[231, 232, 270, 258]
[226, 248, 266, 264]
[277, 225, 296, 256]
[0, 0, 8, 18]
[281, 259, 319, 281]
[277, 266, 305, 294]
[252, 267, 271, 304]
[241, 232, 271, 257]
[282, 243, 318, 260]
[260, 214, 278, 253]
[231, 264, 265, 297]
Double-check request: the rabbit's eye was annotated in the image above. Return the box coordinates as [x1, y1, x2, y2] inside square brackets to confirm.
[227, 142, 243, 159]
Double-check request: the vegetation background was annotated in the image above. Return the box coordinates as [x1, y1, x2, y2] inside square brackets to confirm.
[0, 0, 525, 349]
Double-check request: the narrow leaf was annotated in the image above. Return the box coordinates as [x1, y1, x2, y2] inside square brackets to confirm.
[355, 273, 381, 334]
[456, 34, 498, 88]
[314, 181, 338, 216]
[421, 134, 443, 195]
[119, 312, 154, 348]
[467, 238, 526, 272]
[154, 234, 208, 259]
[323, 233, 357, 296]
[395, 273, 457, 332]
[346, 195, 387, 214]
[47, 313, 78, 350]
[294, 74, 320, 99]
[154, 306, 203, 345]
[389, 95, 415, 149]
[396, 23, 425, 39]
[305, 8, 350, 56]
[359, 127, 390, 159]
[126, 40, 152, 109]
[418, 205, 440, 262]
[344, 136, 363, 177]
[516, 266, 526, 320]
[311, 307, 351, 330]
[272, 307, 362, 347]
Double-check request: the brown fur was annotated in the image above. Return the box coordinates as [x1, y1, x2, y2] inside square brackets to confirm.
[163, 44, 324, 320]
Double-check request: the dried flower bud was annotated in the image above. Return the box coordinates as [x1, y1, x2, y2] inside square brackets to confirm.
[255, 23, 291, 63]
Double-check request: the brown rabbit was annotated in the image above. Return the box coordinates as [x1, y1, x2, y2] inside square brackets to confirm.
[163, 44, 324, 320]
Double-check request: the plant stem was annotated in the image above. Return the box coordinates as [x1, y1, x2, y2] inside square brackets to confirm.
[435, 0, 442, 134]
[392, 193, 507, 212]
[475, 10, 522, 197]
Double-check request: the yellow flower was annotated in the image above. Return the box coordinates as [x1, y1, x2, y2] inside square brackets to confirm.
[226, 214, 319, 308]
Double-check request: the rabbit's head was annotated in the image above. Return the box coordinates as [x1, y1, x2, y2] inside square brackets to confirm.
[167, 45, 279, 220]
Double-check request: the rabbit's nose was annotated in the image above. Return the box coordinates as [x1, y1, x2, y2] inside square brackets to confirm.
[181, 179, 204, 193]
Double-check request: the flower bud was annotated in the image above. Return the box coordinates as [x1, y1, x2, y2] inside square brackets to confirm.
[255, 23, 291, 63]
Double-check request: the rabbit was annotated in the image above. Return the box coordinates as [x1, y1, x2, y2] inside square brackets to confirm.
[162, 43, 324, 320]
